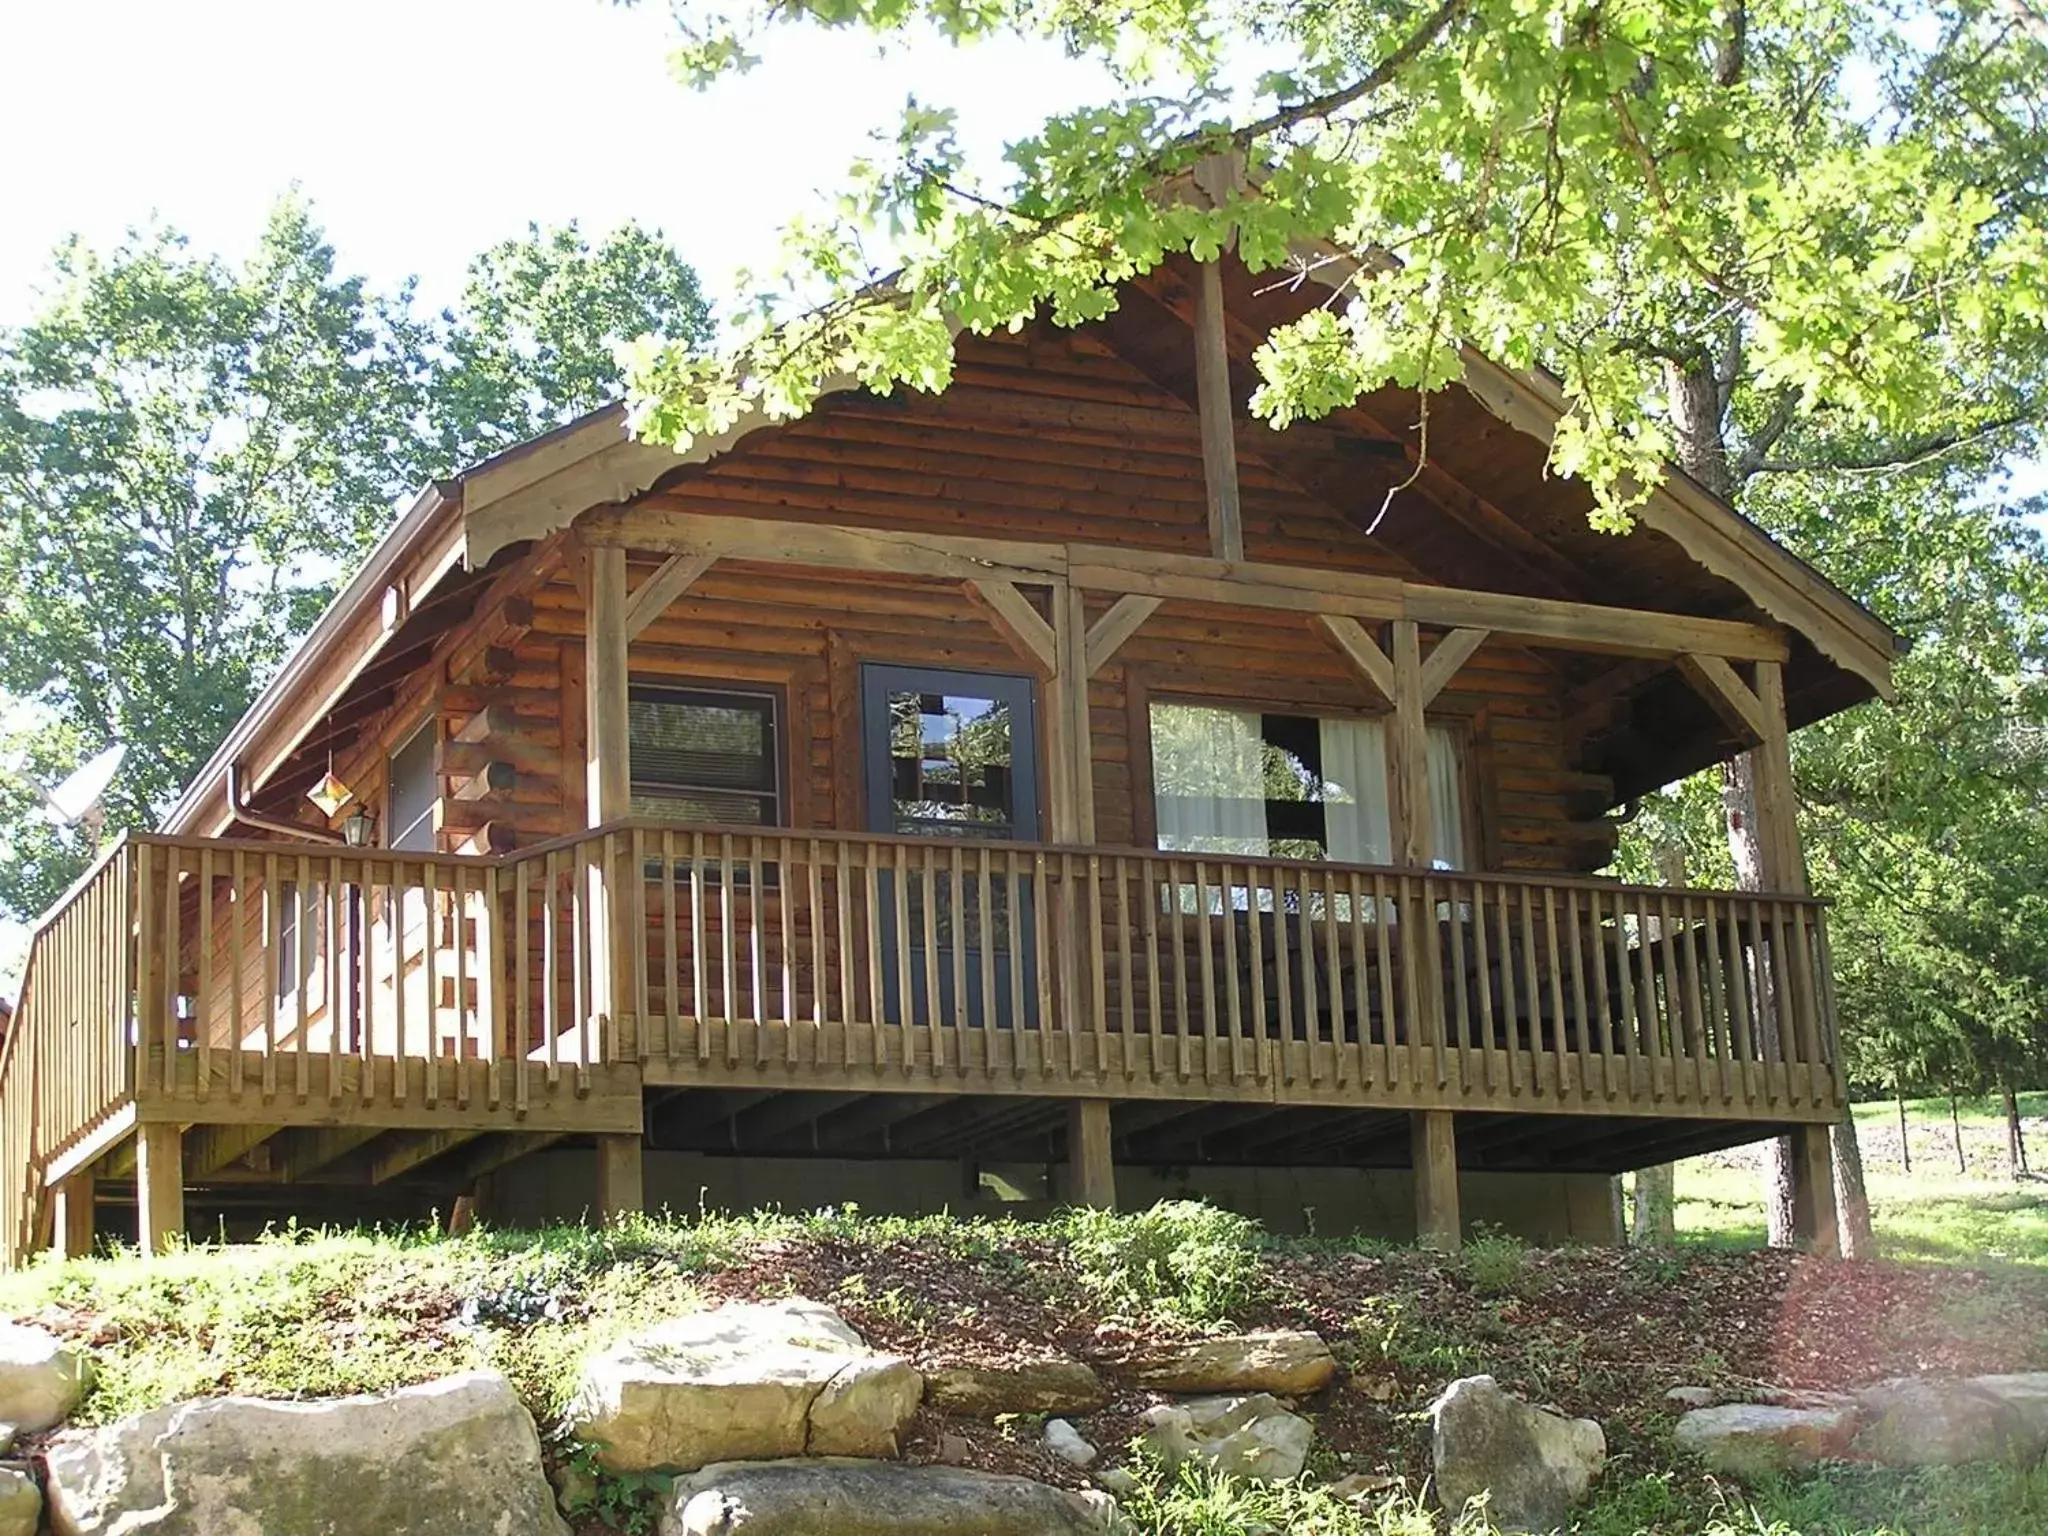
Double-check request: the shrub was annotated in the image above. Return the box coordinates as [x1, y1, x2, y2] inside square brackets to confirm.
[1461, 1227, 1527, 1297]
[1056, 1200, 1263, 1325]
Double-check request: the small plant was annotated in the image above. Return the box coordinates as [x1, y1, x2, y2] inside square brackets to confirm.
[1057, 1200, 1264, 1325]
[554, 1441, 670, 1536]
[1460, 1226, 1526, 1297]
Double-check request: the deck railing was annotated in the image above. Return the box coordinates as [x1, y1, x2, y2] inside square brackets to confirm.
[0, 842, 137, 1260]
[2, 822, 1843, 1247]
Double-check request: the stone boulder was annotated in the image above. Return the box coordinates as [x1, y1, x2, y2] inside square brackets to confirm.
[922, 1357, 1105, 1417]
[0, 1322, 91, 1432]
[1432, 1375, 1605, 1534]
[0, 1465, 37, 1536]
[1044, 1418, 1097, 1468]
[1139, 1393, 1314, 1483]
[1853, 1377, 2046, 1468]
[42, 1369, 565, 1536]
[1973, 1373, 2048, 1442]
[1673, 1402, 1860, 1480]
[662, 1459, 1114, 1536]
[1127, 1329, 1335, 1395]
[568, 1297, 921, 1473]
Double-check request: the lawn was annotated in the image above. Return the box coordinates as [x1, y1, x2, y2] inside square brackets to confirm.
[1670, 1092, 2048, 1267]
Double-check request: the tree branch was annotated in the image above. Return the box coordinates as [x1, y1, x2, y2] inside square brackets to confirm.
[1748, 411, 2040, 478]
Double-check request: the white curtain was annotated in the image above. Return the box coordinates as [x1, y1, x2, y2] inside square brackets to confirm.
[1152, 704, 1268, 854]
[1319, 716, 1391, 865]
[1427, 726, 1467, 869]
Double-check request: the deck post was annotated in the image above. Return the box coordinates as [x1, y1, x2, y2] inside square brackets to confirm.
[1787, 1121, 1840, 1257]
[135, 1123, 185, 1259]
[595, 1133, 645, 1223]
[1065, 1100, 1117, 1208]
[1411, 1109, 1460, 1251]
[52, 1175, 95, 1260]
[585, 545, 634, 1058]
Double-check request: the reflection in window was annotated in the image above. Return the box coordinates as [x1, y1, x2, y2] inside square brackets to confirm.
[1149, 702, 1466, 869]
[885, 691, 1017, 839]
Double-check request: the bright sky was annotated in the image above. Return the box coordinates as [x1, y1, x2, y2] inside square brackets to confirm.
[0, 0, 1112, 328]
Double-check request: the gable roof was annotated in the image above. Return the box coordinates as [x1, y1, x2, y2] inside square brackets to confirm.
[161, 261, 1898, 835]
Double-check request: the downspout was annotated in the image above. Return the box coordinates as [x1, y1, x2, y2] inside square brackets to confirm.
[224, 762, 345, 845]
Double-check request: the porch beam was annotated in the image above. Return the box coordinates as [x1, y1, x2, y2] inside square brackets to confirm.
[596, 1133, 645, 1222]
[1787, 1121, 1840, 1256]
[590, 509, 1784, 662]
[966, 579, 1056, 673]
[1084, 594, 1163, 676]
[1192, 260, 1245, 563]
[369, 1129, 482, 1186]
[1316, 615, 1395, 703]
[623, 550, 717, 639]
[52, 1175, 95, 1260]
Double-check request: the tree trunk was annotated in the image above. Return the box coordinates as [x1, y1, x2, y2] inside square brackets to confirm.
[1951, 1092, 1968, 1173]
[1832, 1106, 1876, 1259]
[1633, 1164, 1677, 1245]
[1896, 1085, 1912, 1174]
[2003, 1082, 2029, 1179]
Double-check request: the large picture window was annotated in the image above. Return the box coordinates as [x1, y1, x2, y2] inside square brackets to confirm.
[1149, 701, 1467, 869]
[628, 684, 782, 828]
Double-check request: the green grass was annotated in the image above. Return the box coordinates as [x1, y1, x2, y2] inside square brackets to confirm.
[1669, 1094, 2048, 1267]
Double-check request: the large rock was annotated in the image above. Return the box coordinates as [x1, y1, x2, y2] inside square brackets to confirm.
[1853, 1376, 2045, 1467]
[0, 1322, 91, 1432]
[1674, 1402, 1860, 1480]
[0, 1466, 38, 1536]
[1973, 1373, 2048, 1441]
[923, 1357, 1106, 1417]
[568, 1298, 921, 1472]
[1139, 1393, 1314, 1482]
[42, 1369, 565, 1536]
[662, 1459, 1114, 1535]
[1127, 1329, 1335, 1395]
[1432, 1375, 1605, 1534]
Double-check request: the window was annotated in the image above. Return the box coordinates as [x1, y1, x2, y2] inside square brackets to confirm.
[387, 722, 438, 852]
[1149, 701, 1467, 869]
[628, 684, 782, 828]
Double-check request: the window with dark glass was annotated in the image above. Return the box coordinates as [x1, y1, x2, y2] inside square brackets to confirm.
[628, 684, 782, 828]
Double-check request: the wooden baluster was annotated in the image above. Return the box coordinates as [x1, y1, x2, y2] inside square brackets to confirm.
[1654, 891, 1685, 1101]
[158, 846, 180, 1097]
[948, 845, 969, 1065]
[813, 838, 831, 1043]
[1006, 849, 1026, 1078]
[1783, 900, 1825, 1105]
[513, 856, 531, 1113]
[1217, 863, 1244, 1082]
[918, 844, 943, 1075]
[329, 858, 348, 1106]
[539, 851, 560, 1087]
[1679, 894, 1710, 1103]
[1542, 887, 1568, 1101]
[1702, 895, 1733, 1105]
[1321, 868, 1344, 1087]
[1032, 850, 1053, 1071]
[628, 828, 649, 1064]
[1292, 866, 1316, 1085]
[193, 846, 214, 1105]
[1609, 888, 1639, 1096]
[836, 840, 857, 1064]
[1448, 876, 1478, 1092]
[1489, 884, 1519, 1098]
[1518, 885, 1543, 1096]
[1246, 865, 1271, 1082]
[870, 848, 889, 1070]
[748, 836, 768, 1066]
[1143, 855, 1166, 1082]
[1814, 908, 1843, 1104]
[1467, 879, 1494, 1095]
[1564, 887, 1593, 1103]
[1115, 855, 1137, 1081]
[1368, 873, 1394, 1086]
[227, 849, 246, 1100]
[1085, 853, 1108, 1078]
[1632, 888, 1664, 1102]
[1183, 862, 1210, 1084]
[691, 831, 709, 1059]
[974, 846, 996, 1074]
[718, 831, 739, 1065]
[1275, 866, 1300, 1086]
[288, 851, 310, 1102]
[781, 837, 800, 1063]
[1745, 896, 1779, 1105]
[658, 831, 678, 1063]
[1345, 872, 1370, 1086]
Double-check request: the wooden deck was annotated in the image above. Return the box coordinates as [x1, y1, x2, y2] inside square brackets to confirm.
[0, 822, 1843, 1264]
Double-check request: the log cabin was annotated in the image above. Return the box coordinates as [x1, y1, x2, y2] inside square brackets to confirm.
[0, 245, 1900, 1267]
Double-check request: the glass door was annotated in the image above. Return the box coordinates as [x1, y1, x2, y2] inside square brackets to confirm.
[861, 665, 1040, 1027]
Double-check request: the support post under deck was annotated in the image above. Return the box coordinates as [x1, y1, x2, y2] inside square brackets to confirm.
[1787, 1122, 1840, 1258]
[595, 1133, 645, 1223]
[136, 1123, 185, 1259]
[1412, 1109, 1460, 1251]
[1066, 1100, 1117, 1209]
[52, 1174, 95, 1260]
